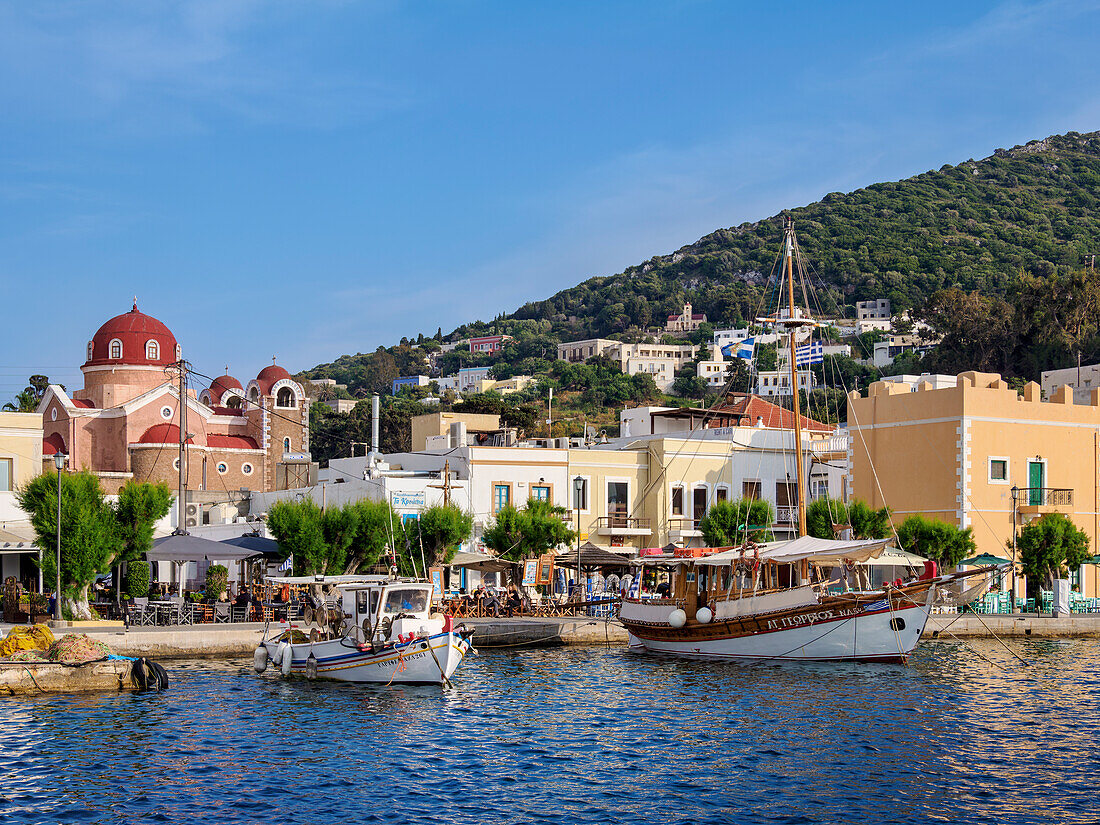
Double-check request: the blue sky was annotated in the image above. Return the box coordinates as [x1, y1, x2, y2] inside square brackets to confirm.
[3, 0, 1100, 397]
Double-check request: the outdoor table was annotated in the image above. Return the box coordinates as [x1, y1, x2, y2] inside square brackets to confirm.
[149, 601, 180, 625]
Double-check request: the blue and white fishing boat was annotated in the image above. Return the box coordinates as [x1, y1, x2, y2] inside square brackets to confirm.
[254, 576, 474, 685]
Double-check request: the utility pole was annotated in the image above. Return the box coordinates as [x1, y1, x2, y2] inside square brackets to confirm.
[427, 459, 453, 507]
[175, 359, 189, 536]
[1011, 485, 1019, 613]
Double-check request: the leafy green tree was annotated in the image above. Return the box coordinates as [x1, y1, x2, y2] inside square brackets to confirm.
[17, 470, 123, 619]
[204, 564, 229, 600]
[405, 505, 473, 568]
[1017, 513, 1091, 590]
[805, 498, 849, 539]
[345, 499, 402, 573]
[846, 499, 893, 540]
[482, 499, 575, 562]
[266, 499, 335, 576]
[125, 561, 150, 598]
[115, 481, 173, 564]
[894, 514, 976, 566]
[3, 374, 53, 412]
[699, 498, 775, 546]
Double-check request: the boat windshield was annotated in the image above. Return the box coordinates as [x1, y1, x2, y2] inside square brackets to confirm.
[382, 588, 428, 616]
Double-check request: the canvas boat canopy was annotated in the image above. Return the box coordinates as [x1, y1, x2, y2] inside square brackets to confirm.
[265, 574, 388, 585]
[696, 536, 892, 567]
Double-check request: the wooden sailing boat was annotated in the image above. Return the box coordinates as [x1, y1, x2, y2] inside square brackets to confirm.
[618, 219, 989, 663]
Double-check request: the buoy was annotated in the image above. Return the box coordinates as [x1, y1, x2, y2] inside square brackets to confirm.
[132, 658, 148, 691]
[281, 645, 293, 677]
[305, 651, 317, 680]
[696, 607, 713, 624]
[669, 609, 687, 628]
[253, 645, 269, 673]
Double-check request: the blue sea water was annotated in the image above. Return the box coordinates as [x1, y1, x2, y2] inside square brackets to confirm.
[1, 639, 1098, 825]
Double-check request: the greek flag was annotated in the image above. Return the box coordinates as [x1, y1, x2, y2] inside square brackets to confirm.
[734, 337, 755, 361]
[795, 341, 824, 366]
[626, 573, 640, 598]
[863, 599, 889, 613]
[278, 557, 293, 572]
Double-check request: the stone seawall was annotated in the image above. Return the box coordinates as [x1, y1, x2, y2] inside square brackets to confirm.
[924, 614, 1100, 638]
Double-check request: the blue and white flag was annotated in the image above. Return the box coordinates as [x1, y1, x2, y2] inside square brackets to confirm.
[734, 337, 755, 361]
[795, 340, 824, 366]
[279, 557, 293, 572]
[863, 599, 889, 613]
[626, 573, 640, 599]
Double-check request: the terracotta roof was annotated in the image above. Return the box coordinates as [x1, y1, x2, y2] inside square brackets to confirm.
[210, 405, 245, 417]
[137, 423, 193, 444]
[714, 394, 832, 432]
[207, 434, 260, 450]
[71, 398, 95, 408]
[649, 394, 832, 433]
[84, 303, 179, 369]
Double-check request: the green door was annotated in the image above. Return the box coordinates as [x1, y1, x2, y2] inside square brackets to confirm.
[1028, 461, 1044, 506]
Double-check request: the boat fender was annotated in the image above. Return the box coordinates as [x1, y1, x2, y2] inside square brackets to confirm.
[281, 645, 293, 677]
[668, 609, 687, 628]
[253, 645, 269, 673]
[696, 607, 713, 624]
[148, 661, 169, 691]
[305, 651, 318, 680]
[443, 615, 454, 632]
[270, 642, 283, 667]
[132, 657, 148, 691]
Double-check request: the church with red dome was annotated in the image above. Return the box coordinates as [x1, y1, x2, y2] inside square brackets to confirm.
[40, 303, 312, 498]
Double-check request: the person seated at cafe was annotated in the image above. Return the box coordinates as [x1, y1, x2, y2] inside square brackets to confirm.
[233, 588, 251, 607]
[655, 580, 670, 599]
[481, 588, 502, 618]
[505, 585, 524, 617]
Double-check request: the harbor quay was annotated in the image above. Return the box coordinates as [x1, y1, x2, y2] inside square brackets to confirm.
[5, 613, 1100, 660]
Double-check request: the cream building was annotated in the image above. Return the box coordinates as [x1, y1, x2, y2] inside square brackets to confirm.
[848, 371, 1100, 597]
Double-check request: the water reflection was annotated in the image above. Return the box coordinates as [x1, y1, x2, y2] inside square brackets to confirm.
[1, 641, 1098, 824]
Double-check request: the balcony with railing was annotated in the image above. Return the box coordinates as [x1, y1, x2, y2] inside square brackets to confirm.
[595, 515, 652, 536]
[668, 517, 703, 538]
[775, 505, 797, 525]
[1017, 487, 1073, 518]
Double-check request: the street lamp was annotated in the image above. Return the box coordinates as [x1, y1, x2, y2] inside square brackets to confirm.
[53, 451, 68, 621]
[573, 475, 584, 600]
[1011, 485, 1019, 613]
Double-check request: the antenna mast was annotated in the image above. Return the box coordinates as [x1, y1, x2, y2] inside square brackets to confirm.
[782, 219, 808, 537]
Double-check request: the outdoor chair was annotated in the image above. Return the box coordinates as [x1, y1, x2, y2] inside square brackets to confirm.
[230, 604, 249, 622]
[213, 602, 231, 623]
[133, 597, 156, 626]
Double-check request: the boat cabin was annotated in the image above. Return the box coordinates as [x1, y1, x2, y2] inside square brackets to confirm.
[339, 581, 438, 643]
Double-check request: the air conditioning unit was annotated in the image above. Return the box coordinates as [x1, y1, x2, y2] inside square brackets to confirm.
[184, 502, 202, 528]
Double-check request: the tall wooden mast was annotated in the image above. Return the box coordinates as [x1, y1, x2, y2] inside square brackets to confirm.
[782, 218, 808, 537]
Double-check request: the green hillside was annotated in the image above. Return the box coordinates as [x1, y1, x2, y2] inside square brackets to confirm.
[501, 131, 1100, 339]
[302, 130, 1100, 403]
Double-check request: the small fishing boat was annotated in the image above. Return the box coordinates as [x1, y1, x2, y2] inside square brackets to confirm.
[253, 576, 474, 685]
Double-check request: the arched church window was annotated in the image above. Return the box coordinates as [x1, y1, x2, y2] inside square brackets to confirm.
[109, 339, 123, 359]
[87, 341, 94, 360]
[276, 387, 296, 408]
[146, 340, 160, 361]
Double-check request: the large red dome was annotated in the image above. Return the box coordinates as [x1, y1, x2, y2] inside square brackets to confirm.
[85, 303, 179, 368]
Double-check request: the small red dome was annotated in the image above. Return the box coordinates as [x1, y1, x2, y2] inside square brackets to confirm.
[43, 432, 67, 456]
[255, 364, 292, 394]
[208, 374, 243, 404]
[85, 303, 179, 368]
[137, 423, 194, 444]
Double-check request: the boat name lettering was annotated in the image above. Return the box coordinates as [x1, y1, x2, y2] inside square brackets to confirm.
[765, 607, 861, 630]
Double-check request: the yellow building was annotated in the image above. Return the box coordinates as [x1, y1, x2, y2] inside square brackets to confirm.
[1, 410, 43, 584]
[848, 372, 1100, 597]
[567, 426, 846, 552]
